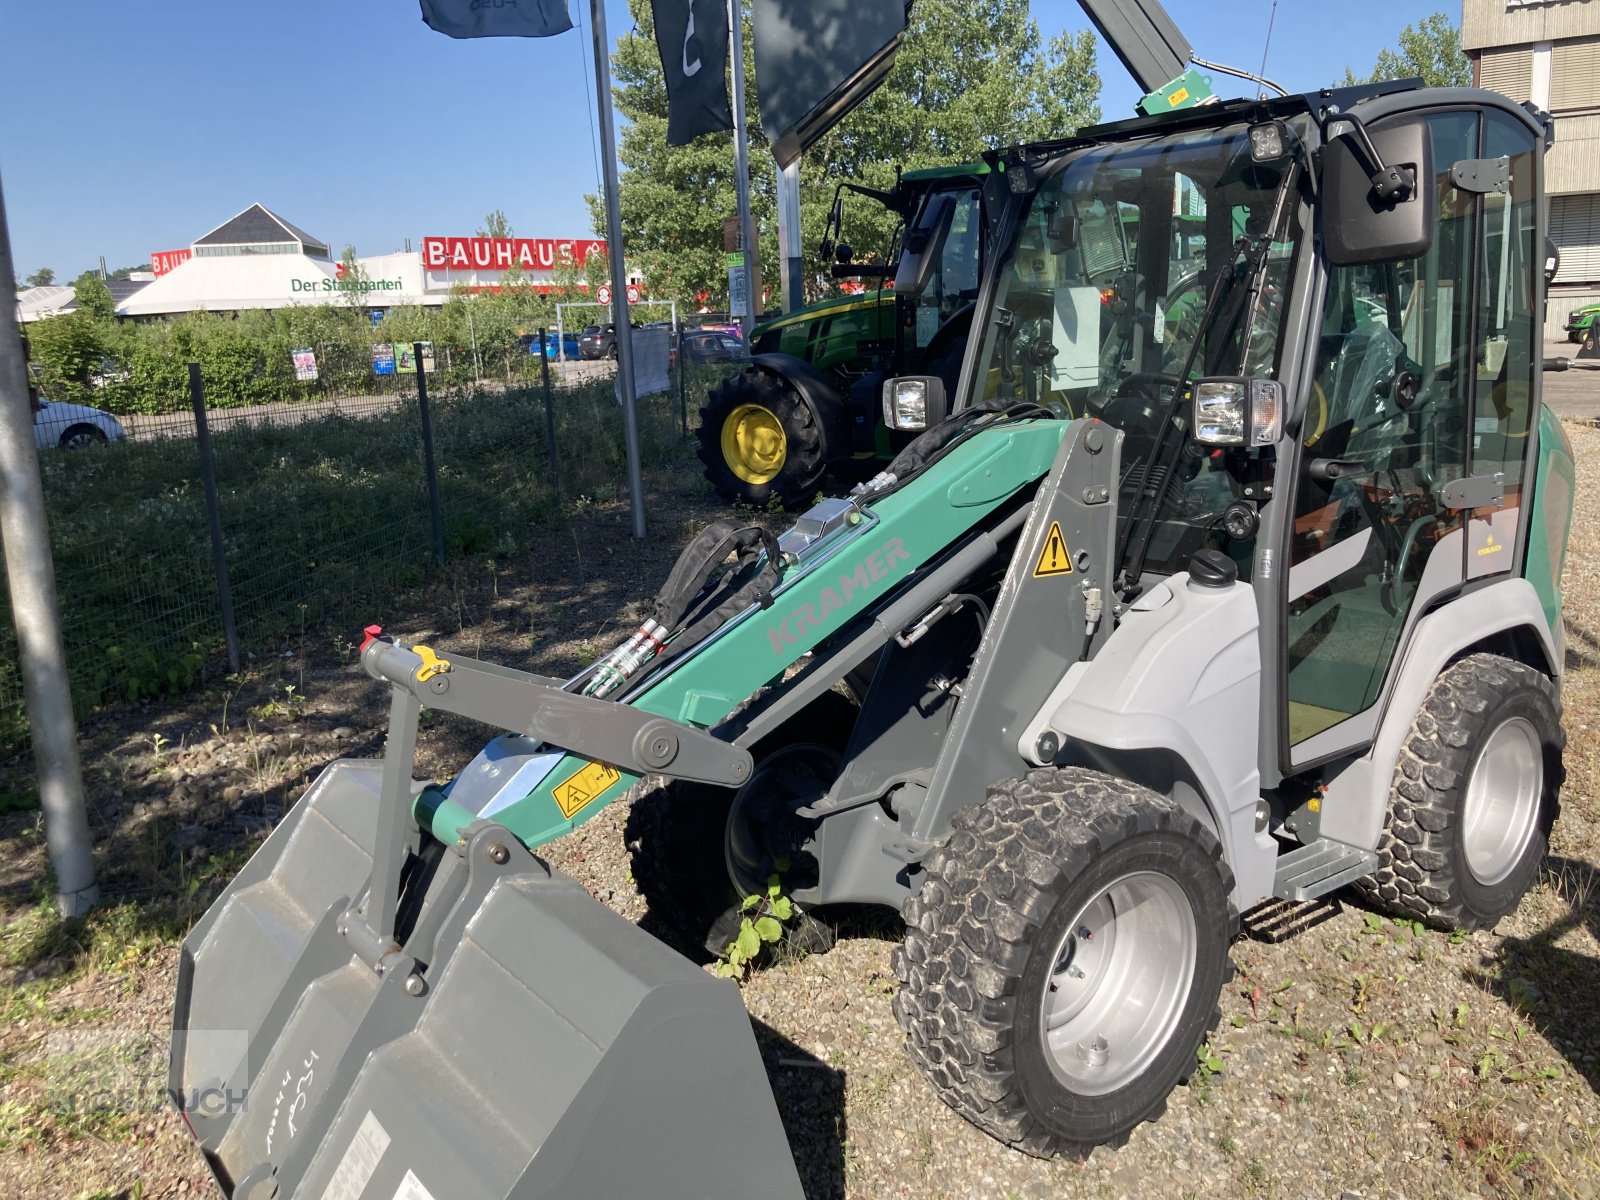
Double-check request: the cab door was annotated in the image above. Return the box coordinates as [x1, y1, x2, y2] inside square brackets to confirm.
[1281, 108, 1539, 766]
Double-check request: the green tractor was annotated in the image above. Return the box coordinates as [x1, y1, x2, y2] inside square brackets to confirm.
[1566, 299, 1599, 354]
[698, 162, 990, 507]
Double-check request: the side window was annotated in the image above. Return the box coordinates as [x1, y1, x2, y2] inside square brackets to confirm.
[1473, 110, 1539, 494]
[1286, 111, 1479, 747]
[914, 188, 983, 347]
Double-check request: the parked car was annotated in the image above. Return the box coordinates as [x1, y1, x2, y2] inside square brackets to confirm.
[679, 330, 746, 364]
[520, 332, 583, 359]
[33, 396, 124, 449]
[578, 323, 641, 360]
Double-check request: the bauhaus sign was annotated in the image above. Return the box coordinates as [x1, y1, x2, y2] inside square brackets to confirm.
[421, 237, 607, 272]
[151, 248, 193, 276]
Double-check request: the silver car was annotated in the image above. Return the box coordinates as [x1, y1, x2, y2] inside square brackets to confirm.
[32, 397, 124, 449]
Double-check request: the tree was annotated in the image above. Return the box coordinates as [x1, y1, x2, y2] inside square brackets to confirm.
[72, 271, 116, 322]
[1339, 12, 1471, 88]
[336, 244, 370, 312]
[477, 210, 513, 239]
[23, 267, 54, 288]
[26, 313, 106, 401]
[592, 0, 1100, 308]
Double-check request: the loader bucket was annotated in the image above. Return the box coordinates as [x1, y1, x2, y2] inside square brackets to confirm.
[171, 758, 806, 1200]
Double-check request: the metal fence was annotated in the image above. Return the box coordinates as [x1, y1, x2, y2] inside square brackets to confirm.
[0, 337, 733, 754]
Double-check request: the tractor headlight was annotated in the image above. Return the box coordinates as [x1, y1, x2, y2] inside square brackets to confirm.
[1192, 378, 1283, 448]
[882, 375, 947, 431]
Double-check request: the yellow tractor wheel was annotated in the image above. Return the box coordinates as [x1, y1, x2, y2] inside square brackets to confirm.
[698, 368, 829, 507]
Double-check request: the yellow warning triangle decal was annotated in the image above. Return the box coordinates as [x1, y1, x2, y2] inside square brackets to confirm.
[1033, 521, 1074, 578]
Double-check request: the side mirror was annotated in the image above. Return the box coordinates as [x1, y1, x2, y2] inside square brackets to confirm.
[882, 375, 948, 431]
[894, 194, 956, 296]
[1322, 116, 1435, 265]
[1046, 202, 1078, 253]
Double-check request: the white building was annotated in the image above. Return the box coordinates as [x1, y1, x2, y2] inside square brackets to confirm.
[1463, 0, 1600, 339]
[119, 204, 434, 317]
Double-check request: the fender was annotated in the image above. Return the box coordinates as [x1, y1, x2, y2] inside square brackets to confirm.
[1318, 577, 1559, 853]
[1028, 575, 1280, 910]
[748, 351, 851, 464]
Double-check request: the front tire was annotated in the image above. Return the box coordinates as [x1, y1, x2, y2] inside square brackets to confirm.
[893, 767, 1235, 1158]
[624, 692, 858, 959]
[1355, 653, 1563, 931]
[698, 368, 828, 508]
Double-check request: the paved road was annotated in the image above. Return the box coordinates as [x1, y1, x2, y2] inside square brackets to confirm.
[117, 359, 616, 443]
[1544, 339, 1600, 423]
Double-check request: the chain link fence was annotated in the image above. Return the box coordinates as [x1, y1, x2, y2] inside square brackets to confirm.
[0, 339, 733, 755]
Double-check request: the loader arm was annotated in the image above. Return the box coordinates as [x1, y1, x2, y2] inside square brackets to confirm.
[403, 418, 1070, 854]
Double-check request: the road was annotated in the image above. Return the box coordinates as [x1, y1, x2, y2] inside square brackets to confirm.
[1543, 339, 1600, 423]
[116, 358, 618, 443]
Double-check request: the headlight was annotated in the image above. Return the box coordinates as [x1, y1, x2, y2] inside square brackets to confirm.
[1191, 378, 1284, 448]
[881, 375, 947, 431]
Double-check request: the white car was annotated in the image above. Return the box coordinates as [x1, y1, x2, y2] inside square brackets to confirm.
[32, 397, 125, 449]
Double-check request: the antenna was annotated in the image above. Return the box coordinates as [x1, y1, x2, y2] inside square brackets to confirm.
[1257, 0, 1280, 100]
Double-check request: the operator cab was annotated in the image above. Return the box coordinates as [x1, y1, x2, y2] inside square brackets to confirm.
[924, 82, 1553, 770]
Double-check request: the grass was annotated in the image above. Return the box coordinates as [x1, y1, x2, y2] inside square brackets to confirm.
[0, 364, 734, 759]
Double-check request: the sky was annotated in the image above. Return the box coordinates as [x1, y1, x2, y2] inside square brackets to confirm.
[1, 0, 1457, 281]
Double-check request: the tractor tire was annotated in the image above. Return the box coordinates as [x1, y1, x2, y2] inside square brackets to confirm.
[698, 368, 828, 509]
[1353, 653, 1563, 931]
[893, 767, 1235, 1159]
[624, 690, 858, 961]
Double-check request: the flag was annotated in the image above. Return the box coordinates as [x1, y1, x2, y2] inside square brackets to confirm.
[419, 0, 573, 39]
[652, 0, 732, 145]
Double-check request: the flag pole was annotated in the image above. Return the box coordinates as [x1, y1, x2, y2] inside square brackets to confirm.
[588, 0, 647, 539]
[728, 0, 760, 336]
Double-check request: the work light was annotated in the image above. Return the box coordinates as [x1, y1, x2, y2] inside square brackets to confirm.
[882, 376, 946, 431]
[1192, 378, 1283, 447]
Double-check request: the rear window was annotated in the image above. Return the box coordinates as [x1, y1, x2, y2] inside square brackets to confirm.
[582, 325, 601, 335]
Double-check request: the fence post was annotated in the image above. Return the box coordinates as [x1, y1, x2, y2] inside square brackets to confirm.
[538, 327, 559, 495]
[189, 363, 242, 676]
[414, 342, 446, 567]
[677, 324, 688, 438]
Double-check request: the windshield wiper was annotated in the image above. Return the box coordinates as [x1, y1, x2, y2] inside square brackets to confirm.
[1115, 160, 1299, 594]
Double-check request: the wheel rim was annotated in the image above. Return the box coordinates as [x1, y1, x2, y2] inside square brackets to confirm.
[721, 403, 787, 485]
[63, 429, 100, 449]
[1462, 716, 1543, 887]
[1038, 870, 1196, 1097]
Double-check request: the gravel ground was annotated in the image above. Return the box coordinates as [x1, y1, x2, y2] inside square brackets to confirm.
[2, 425, 1599, 1199]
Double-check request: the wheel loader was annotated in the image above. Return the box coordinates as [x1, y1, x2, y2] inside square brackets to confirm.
[698, 162, 990, 508]
[171, 63, 1575, 1200]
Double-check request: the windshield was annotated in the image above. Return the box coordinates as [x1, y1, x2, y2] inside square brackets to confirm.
[968, 119, 1305, 579]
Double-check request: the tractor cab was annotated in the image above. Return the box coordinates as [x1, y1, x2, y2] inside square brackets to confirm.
[701, 163, 991, 507]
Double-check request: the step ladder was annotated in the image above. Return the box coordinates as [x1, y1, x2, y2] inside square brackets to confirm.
[1271, 839, 1379, 901]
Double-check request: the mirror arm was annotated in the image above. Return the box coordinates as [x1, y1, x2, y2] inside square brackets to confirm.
[1321, 109, 1416, 203]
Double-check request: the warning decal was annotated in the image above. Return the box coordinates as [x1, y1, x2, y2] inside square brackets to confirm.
[1032, 521, 1074, 578]
[552, 760, 622, 819]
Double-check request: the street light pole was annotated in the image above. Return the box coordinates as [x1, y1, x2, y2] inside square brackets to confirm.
[728, 0, 761, 337]
[0, 173, 97, 917]
[589, 0, 647, 538]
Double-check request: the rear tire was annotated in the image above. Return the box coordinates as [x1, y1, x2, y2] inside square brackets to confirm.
[698, 368, 828, 508]
[893, 767, 1235, 1159]
[1354, 653, 1563, 931]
